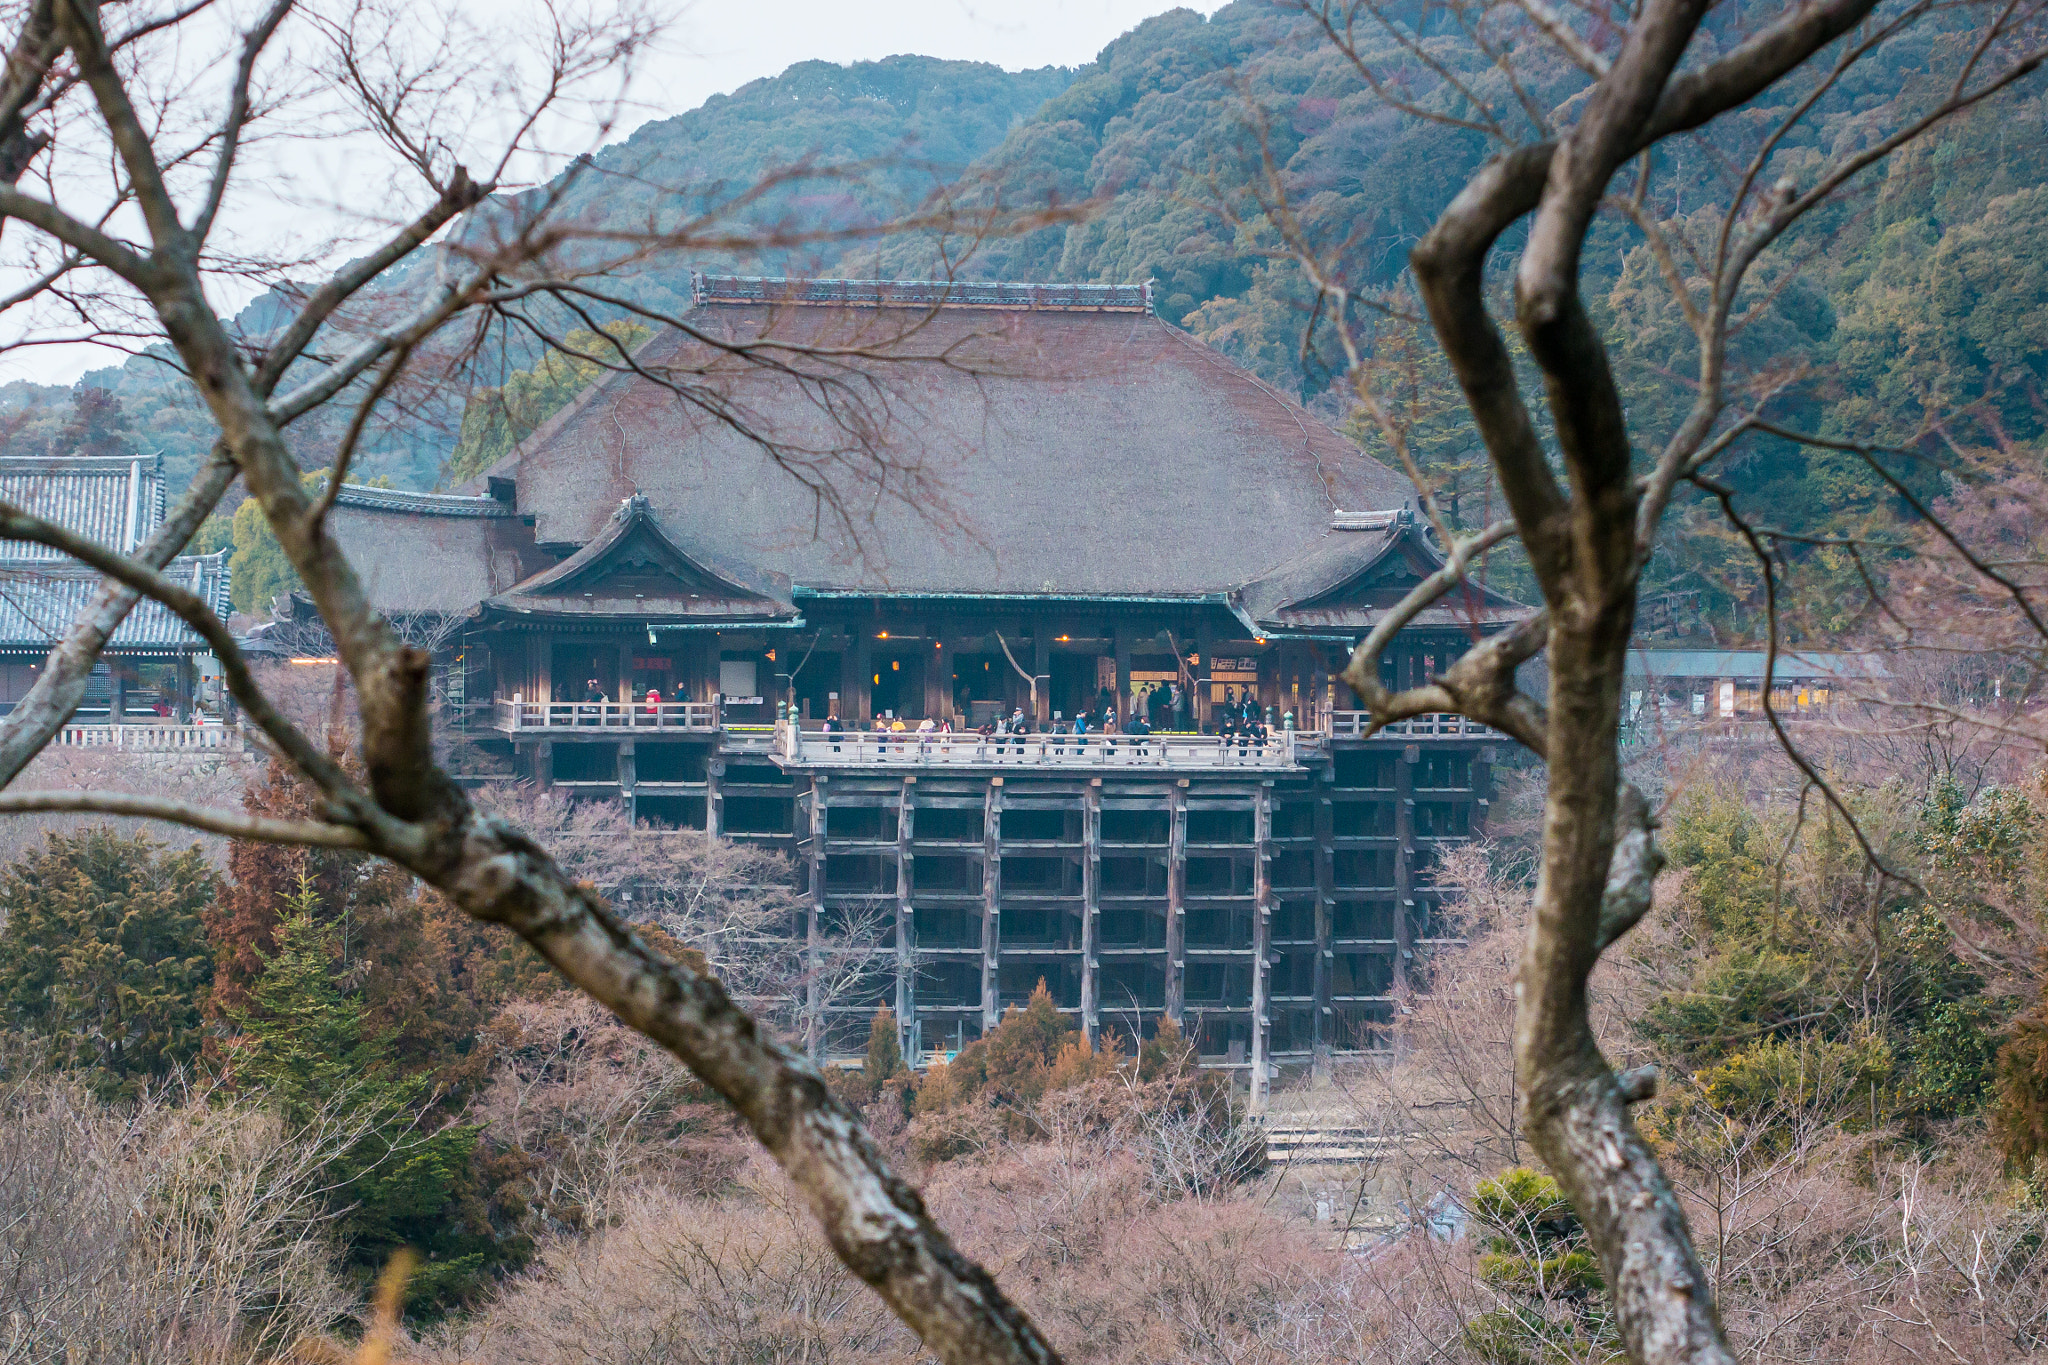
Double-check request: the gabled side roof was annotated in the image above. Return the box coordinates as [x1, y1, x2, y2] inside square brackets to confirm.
[482, 495, 795, 625]
[1234, 508, 1526, 635]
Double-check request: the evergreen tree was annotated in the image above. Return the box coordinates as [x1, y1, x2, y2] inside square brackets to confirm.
[0, 828, 214, 1099]
[231, 878, 528, 1313]
[865, 1005, 903, 1084]
[1464, 1167, 1616, 1365]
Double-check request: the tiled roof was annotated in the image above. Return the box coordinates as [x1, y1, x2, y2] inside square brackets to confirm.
[331, 484, 515, 518]
[1234, 509, 1527, 634]
[1626, 649, 1891, 683]
[691, 272, 1155, 312]
[0, 550, 230, 653]
[0, 453, 165, 558]
[483, 494, 795, 624]
[454, 281, 1414, 599]
[0, 453, 232, 652]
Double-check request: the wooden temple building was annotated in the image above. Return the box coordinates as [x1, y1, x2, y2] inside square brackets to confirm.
[0, 453, 230, 720]
[328, 275, 1526, 1090]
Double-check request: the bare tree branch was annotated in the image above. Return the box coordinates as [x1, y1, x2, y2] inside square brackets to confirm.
[0, 789, 369, 846]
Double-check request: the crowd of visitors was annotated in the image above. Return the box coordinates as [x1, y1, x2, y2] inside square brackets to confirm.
[804, 680, 1288, 759]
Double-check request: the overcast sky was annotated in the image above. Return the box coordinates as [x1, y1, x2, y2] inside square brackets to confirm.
[2, 0, 1218, 388]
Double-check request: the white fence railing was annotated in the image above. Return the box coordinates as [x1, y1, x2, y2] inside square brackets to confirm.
[491, 698, 719, 732]
[778, 724, 1306, 769]
[1327, 711, 1502, 739]
[56, 723, 243, 751]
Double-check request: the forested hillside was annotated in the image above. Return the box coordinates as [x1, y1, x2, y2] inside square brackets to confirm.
[6, 1, 2045, 638]
[0, 55, 1073, 493]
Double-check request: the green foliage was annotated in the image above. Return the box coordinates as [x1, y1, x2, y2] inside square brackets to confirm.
[441, 322, 653, 486]
[231, 878, 526, 1313]
[865, 1005, 903, 1085]
[0, 829, 214, 1099]
[1902, 998, 2003, 1120]
[1465, 1168, 1615, 1365]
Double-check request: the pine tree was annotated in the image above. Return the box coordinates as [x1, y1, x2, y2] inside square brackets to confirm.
[0, 828, 214, 1099]
[865, 1005, 903, 1084]
[231, 879, 527, 1313]
[1464, 1167, 1616, 1365]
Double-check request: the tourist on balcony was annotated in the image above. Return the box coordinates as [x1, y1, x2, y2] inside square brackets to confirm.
[824, 712, 844, 753]
[1124, 709, 1151, 757]
[643, 685, 662, 727]
[582, 678, 606, 726]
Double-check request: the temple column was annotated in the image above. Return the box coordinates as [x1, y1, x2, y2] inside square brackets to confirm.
[1081, 779, 1100, 1045]
[982, 778, 1004, 1031]
[1113, 624, 1132, 726]
[1031, 622, 1050, 726]
[850, 631, 873, 723]
[897, 776, 915, 1061]
[930, 633, 952, 726]
[1251, 780, 1273, 1114]
[1166, 779, 1186, 1025]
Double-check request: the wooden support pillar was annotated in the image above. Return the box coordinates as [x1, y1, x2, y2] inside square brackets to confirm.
[1113, 624, 1132, 725]
[617, 739, 636, 823]
[896, 776, 915, 1062]
[930, 634, 952, 727]
[1251, 780, 1273, 1114]
[805, 779, 827, 1059]
[1195, 622, 1216, 731]
[1395, 743, 1417, 997]
[1472, 743, 1496, 836]
[1031, 623, 1050, 727]
[1166, 780, 1187, 1024]
[982, 778, 1004, 1032]
[1313, 777, 1335, 1068]
[535, 634, 553, 703]
[533, 738, 554, 789]
[706, 757, 725, 839]
[1081, 779, 1101, 1044]
[850, 631, 872, 723]
[110, 665, 127, 724]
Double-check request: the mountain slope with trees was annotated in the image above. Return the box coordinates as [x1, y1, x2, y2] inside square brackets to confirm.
[5, 1, 2044, 642]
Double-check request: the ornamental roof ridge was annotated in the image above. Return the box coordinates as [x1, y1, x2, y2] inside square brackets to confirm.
[689, 272, 1155, 313]
[331, 484, 515, 518]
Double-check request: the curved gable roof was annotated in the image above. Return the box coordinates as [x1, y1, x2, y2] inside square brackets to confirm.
[484, 495, 795, 623]
[1235, 508, 1526, 633]
[466, 280, 1412, 598]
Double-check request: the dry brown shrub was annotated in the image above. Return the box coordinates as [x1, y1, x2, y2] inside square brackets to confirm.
[472, 995, 750, 1230]
[421, 1160, 911, 1365]
[0, 1072, 351, 1365]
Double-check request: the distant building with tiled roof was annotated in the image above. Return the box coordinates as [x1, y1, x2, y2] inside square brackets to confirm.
[0, 452, 230, 720]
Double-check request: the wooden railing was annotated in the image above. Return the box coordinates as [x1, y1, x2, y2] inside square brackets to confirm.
[490, 698, 718, 733]
[56, 723, 243, 751]
[1326, 711, 1502, 739]
[777, 723, 1307, 769]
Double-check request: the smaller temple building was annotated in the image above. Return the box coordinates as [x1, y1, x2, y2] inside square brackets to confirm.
[0, 453, 231, 721]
